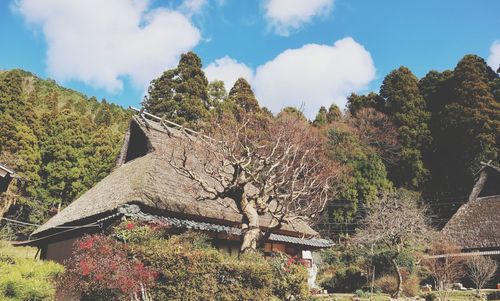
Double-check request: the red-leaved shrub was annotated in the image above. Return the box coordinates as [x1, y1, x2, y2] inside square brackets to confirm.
[59, 234, 157, 300]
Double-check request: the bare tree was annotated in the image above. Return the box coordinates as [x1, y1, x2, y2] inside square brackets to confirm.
[169, 112, 344, 253]
[422, 239, 467, 301]
[467, 255, 498, 296]
[354, 190, 430, 299]
[347, 108, 400, 164]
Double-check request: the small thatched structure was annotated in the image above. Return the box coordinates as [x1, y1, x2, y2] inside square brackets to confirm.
[442, 162, 500, 251]
[19, 109, 331, 264]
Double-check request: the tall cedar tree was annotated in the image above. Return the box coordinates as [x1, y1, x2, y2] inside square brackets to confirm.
[380, 66, 432, 189]
[143, 52, 209, 125]
[418, 70, 454, 196]
[228, 78, 260, 113]
[417, 57, 499, 219]
[433, 55, 499, 196]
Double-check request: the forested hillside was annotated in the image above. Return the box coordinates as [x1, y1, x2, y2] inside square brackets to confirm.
[0, 52, 498, 240]
[0, 69, 130, 238]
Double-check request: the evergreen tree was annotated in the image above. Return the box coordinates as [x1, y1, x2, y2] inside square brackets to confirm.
[346, 92, 384, 116]
[278, 106, 306, 121]
[380, 66, 432, 188]
[327, 104, 342, 123]
[324, 125, 392, 234]
[228, 78, 260, 113]
[207, 80, 227, 107]
[437, 55, 499, 193]
[419, 70, 454, 194]
[40, 110, 90, 206]
[313, 106, 328, 127]
[94, 100, 113, 127]
[143, 52, 209, 125]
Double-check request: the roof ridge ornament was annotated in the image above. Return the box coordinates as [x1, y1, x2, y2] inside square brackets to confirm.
[468, 160, 499, 203]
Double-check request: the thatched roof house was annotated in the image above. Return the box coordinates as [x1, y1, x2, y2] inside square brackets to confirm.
[442, 195, 500, 251]
[442, 162, 500, 252]
[20, 109, 331, 263]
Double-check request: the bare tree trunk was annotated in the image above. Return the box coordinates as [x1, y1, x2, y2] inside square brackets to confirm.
[240, 193, 260, 253]
[468, 169, 488, 202]
[391, 256, 403, 299]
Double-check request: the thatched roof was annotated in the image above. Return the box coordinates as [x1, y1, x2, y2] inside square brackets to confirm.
[32, 112, 318, 238]
[0, 163, 14, 178]
[442, 195, 500, 250]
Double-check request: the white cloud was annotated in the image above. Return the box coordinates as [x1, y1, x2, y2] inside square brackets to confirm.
[179, 0, 208, 17]
[264, 0, 334, 36]
[253, 37, 376, 118]
[14, 0, 201, 93]
[204, 56, 254, 90]
[488, 40, 500, 72]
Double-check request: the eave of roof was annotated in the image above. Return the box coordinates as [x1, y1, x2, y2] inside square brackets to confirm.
[119, 204, 333, 248]
[0, 163, 15, 175]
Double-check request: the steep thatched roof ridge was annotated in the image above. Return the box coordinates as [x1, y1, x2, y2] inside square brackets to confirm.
[442, 195, 500, 250]
[32, 114, 318, 237]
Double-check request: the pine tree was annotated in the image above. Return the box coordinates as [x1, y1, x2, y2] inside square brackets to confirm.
[380, 66, 432, 188]
[143, 52, 209, 125]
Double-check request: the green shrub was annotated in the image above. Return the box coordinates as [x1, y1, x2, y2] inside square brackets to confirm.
[371, 250, 416, 276]
[123, 228, 310, 301]
[355, 289, 369, 298]
[319, 266, 366, 293]
[0, 251, 64, 301]
[269, 253, 310, 301]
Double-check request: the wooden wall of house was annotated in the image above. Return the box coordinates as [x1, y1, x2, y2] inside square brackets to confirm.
[0, 174, 13, 193]
[42, 237, 78, 264]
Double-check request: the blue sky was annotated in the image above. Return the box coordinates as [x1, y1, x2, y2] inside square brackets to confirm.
[1, 0, 499, 118]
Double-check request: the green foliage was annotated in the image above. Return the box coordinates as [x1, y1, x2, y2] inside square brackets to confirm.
[0, 242, 64, 301]
[279, 106, 307, 121]
[380, 66, 432, 189]
[0, 69, 129, 238]
[313, 106, 328, 127]
[325, 125, 392, 228]
[371, 250, 417, 277]
[319, 266, 367, 293]
[143, 51, 209, 126]
[228, 78, 260, 114]
[419, 55, 499, 217]
[355, 289, 369, 298]
[269, 253, 310, 301]
[346, 92, 384, 116]
[115, 225, 310, 301]
[313, 104, 342, 127]
[207, 80, 228, 107]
